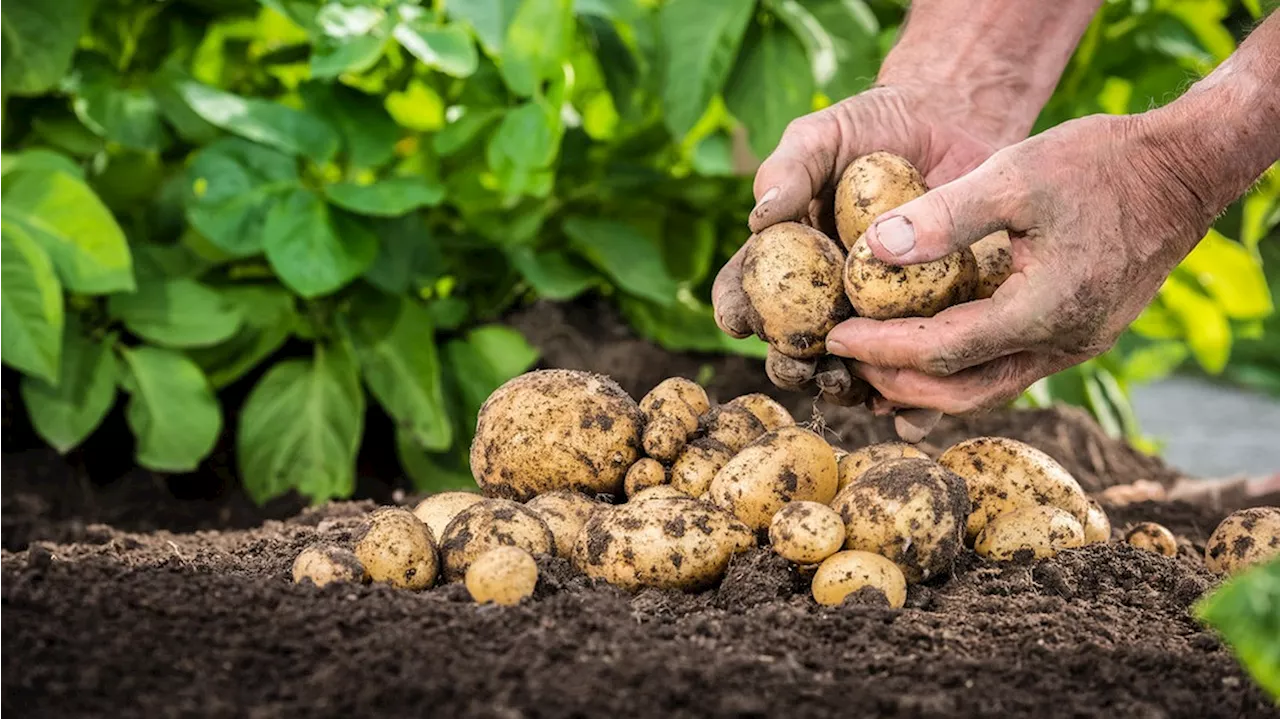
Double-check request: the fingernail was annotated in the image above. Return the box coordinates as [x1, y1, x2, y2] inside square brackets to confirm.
[874, 216, 915, 255]
[753, 186, 780, 215]
[826, 337, 847, 355]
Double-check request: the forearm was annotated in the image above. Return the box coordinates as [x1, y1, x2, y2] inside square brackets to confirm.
[878, 0, 1103, 146]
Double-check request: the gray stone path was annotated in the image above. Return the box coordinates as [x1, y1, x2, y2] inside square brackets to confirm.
[1132, 376, 1280, 478]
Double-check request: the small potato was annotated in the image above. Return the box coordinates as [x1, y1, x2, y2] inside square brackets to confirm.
[624, 458, 669, 499]
[465, 547, 538, 606]
[354, 507, 439, 590]
[574, 498, 754, 591]
[702, 405, 767, 453]
[526, 490, 603, 557]
[811, 550, 907, 608]
[640, 376, 710, 417]
[725, 393, 794, 431]
[1083, 498, 1111, 544]
[640, 378, 707, 462]
[413, 491, 484, 541]
[837, 442, 930, 492]
[742, 222, 852, 359]
[292, 543, 367, 587]
[833, 152, 927, 250]
[939, 437, 1089, 542]
[832, 458, 969, 583]
[1204, 507, 1280, 574]
[843, 235, 978, 320]
[975, 506, 1086, 561]
[440, 499, 555, 581]
[1125, 522, 1178, 557]
[971, 231, 1014, 299]
[709, 427, 840, 531]
[769, 501, 845, 565]
[670, 439, 735, 497]
[631, 485, 692, 502]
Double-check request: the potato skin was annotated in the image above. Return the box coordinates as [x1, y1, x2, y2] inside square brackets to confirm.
[630, 485, 692, 502]
[640, 378, 707, 462]
[1125, 522, 1178, 557]
[725, 393, 794, 431]
[844, 235, 978, 320]
[670, 439, 735, 497]
[470, 370, 643, 500]
[811, 550, 907, 608]
[353, 507, 439, 590]
[971, 231, 1014, 300]
[465, 547, 538, 606]
[833, 152, 927, 250]
[742, 222, 852, 359]
[975, 506, 1085, 561]
[624, 458, 669, 499]
[292, 543, 367, 587]
[702, 405, 767, 454]
[573, 498, 754, 591]
[412, 491, 484, 542]
[769, 501, 845, 564]
[832, 458, 970, 583]
[1083, 498, 1111, 544]
[837, 442, 930, 492]
[708, 427, 840, 531]
[640, 377, 710, 417]
[1204, 507, 1280, 574]
[526, 490, 603, 557]
[439, 499, 555, 581]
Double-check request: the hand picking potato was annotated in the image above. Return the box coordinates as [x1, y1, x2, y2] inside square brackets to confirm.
[974, 506, 1086, 561]
[1125, 522, 1177, 557]
[440, 499, 555, 581]
[669, 439, 735, 497]
[292, 543, 367, 587]
[1083, 498, 1111, 544]
[1204, 507, 1280, 575]
[769, 501, 845, 565]
[837, 442, 930, 492]
[630, 485, 692, 502]
[725, 393, 794, 431]
[624, 458, 668, 499]
[741, 222, 852, 359]
[465, 547, 538, 606]
[811, 550, 907, 608]
[573, 498, 754, 591]
[843, 234, 979, 320]
[971, 230, 1014, 299]
[833, 152, 927, 250]
[526, 490, 603, 557]
[353, 507, 440, 590]
[413, 491, 484, 541]
[470, 369, 643, 500]
[702, 405, 767, 453]
[832, 458, 969, 582]
[709, 427, 839, 531]
[939, 437, 1089, 542]
[639, 378, 708, 462]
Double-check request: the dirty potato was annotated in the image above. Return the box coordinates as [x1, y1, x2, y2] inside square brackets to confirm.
[465, 547, 539, 606]
[974, 506, 1086, 561]
[470, 369, 643, 500]
[440, 499, 555, 581]
[725, 393, 794, 431]
[624, 458, 668, 499]
[769, 501, 845, 565]
[742, 222, 852, 359]
[702, 405, 767, 453]
[412, 491, 484, 541]
[640, 378, 708, 462]
[843, 235, 979, 320]
[971, 231, 1014, 299]
[630, 485, 693, 502]
[811, 550, 907, 608]
[353, 507, 440, 590]
[709, 427, 840, 531]
[1204, 507, 1280, 574]
[833, 152, 927, 250]
[1125, 522, 1178, 557]
[1083, 498, 1111, 544]
[526, 490, 603, 557]
[669, 439, 736, 497]
[292, 543, 367, 587]
[837, 442, 930, 492]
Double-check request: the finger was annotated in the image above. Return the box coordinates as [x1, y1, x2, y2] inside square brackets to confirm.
[855, 354, 1054, 416]
[712, 236, 758, 339]
[765, 347, 817, 391]
[748, 112, 841, 233]
[814, 357, 871, 407]
[893, 408, 942, 444]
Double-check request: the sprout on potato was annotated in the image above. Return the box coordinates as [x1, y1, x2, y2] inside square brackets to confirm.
[811, 550, 907, 608]
[1204, 507, 1280, 575]
[843, 235, 978, 320]
[974, 506, 1086, 561]
[725, 393, 794, 431]
[669, 439, 735, 497]
[440, 499, 555, 581]
[1083, 498, 1111, 544]
[837, 442, 930, 492]
[1125, 522, 1178, 557]
[769, 501, 845, 565]
[708, 427, 839, 531]
[292, 543, 367, 587]
[353, 507, 440, 590]
[525, 490, 603, 557]
[639, 378, 708, 462]
[465, 547, 539, 606]
[702, 405, 767, 454]
[833, 152, 927, 250]
[413, 491, 484, 542]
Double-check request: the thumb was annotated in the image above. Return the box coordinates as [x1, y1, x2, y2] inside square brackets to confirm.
[863, 166, 1010, 265]
[747, 115, 837, 234]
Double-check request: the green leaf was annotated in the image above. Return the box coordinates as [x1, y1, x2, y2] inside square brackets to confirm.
[172, 79, 340, 161]
[1195, 558, 1280, 700]
[1120, 341, 1189, 384]
[1180, 229, 1273, 320]
[21, 320, 118, 453]
[362, 216, 445, 294]
[300, 82, 400, 170]
[263, 189, 378, 298]
[501, 0, 573, 96]
[1, 168, 134, 294]
[0, 0, 95, 95]
[396, 430, 478, 491]
[1129, 300, 1183, 340]
[150, 64, 222, 145]
[620, 294, 770, 357]
[507, 246, 596, 300]
[801, 0, 881, 98]
[662, 213, 717, 285]
[1, 220, 64, 382]
[725, 22, 815, 159]
[433, 108, 504, 156]
[69, 60, 168, 152]
[660, 0, 756, 138]
[118, 346, 221, 473]
[107, 279, 242, 349]
[393, 21, 479, 78]
[487, 102, 559, 172]
[310, 3, 392, 79]
[771, 0, 836, 89]
[448, 0, 519, 55]
[188, 284, 297, 388]
[384, 79, 446, 132]
[324, 176, 446, 216]
[563, 217, 680, 305]
[238, 344, 365, 503]
[340, 294, 452, 452]
[185, 139, 300, 257]
[444, 325, 539, 418]
[1160, 275, 1232, 374]
[2, 149, 84, 179]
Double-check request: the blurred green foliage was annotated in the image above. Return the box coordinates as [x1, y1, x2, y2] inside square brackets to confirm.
[1196, 558, 1280, 701]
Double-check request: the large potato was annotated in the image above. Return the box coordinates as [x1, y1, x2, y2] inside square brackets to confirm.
[412, 491, 484, 541]
[526, 490, 603, 557]
[725, 393, 794, 431]
[832, 458, 969, 582]
[1204, 507, 1280, 575]
[769, 501, 845, 565]
[1125, 522, 1177, 557]
[971, 231, 1014, 299]
[708, 427, 839, 531]
[939, 437, 1089, 542]
[702, 405, 766, 453]
[843, 235, 978, 320]
[465, 547, 538, 606]
[833, 152, 927, 250]
[470, 369, 643, 500]
[292, 543, 367, 587]
[669, 439, 735, 497]
[354, 507, 439, 590]
[573, 498, 754, 591]
[811, 550, 907, 608]
[742, 222, 851, 359]
[974, 506, 1085, 561]
[439, 499, 555, 581]
[640, 378, 708, 462]
[837, 442, 930, 492]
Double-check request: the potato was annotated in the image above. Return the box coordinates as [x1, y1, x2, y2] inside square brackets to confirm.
[1083, 498, 1111, 544]
[742, 222, 852, 359]
[939, 437, 1089, 542]
[837, 442, 930, 492]
[292, 543, 367, 587]
[974, 506, 1086, 561]
[624, 458, 668, 499]
[843, 235, 978, 320]
[669, 438, 735, 497]
[1125, 522, 1177, 557]
[470, 369, 643, 500]
[833, 152, 927, 251]
[1204, 507, 1280, 575]
[526, 490, 602, 557]
[440, 499, 555, 581]
[971, 231, 1014, 299]
[640, 376, 710, 416]
[353, 507, 439, 590]
[631, 485, 692, 502]
[702, 405, 767, 453]
[465, 547, 538, 606]
[574, 498, 753, 591]
[811, 550, 907, 608]
[708, 427, 839, 531]
[831, 458, 969, 582]
[412, 491, 484, 541]
[725, 393, 794, 431]
[769, 501, 845, 565]
[640, 378, 708, 462]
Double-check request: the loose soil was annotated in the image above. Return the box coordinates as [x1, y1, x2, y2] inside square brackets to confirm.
[3, 300, 1277, 718]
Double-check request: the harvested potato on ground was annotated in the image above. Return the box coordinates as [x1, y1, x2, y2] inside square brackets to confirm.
[833, 152, 927, 250]
[811, 550, 907, 608]
[292, 543, 367, 587]
[832, 458, 969, 582]
[939, 437, 1089, 542]
[639, 378, 708, 462]
[769, 501, 845, 565]
[702, 405, 767, 453]
[971, 231, 1014, 299]
[413, 491, 484, 541]
[624, 458, 669, 499]
[354, 507, 439, 590]
[440, 499, 555, 581]
[470, 369, 643, 500]
[843, 235, 979, 320]
[630, 485, 692, 502]
[837, 442, 930, 492]
[1125, 522, 1178, 557]
[640, 376, 710, 417]
[526, 490, 602, 557]
[1204, 507, 1280, 574]
[1083, 498, 1111, 544]
[669, 439, 736, 497]
[725, 393, 794, 431]
[741, 222, 852, 359]
[709, 427, 839, 531]
[574, 498, 753, 591]
[465, 547, 538, 606]
[975, 506, 1086, 561]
